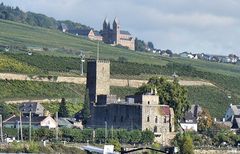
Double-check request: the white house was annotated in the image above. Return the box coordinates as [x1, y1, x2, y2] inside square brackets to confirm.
[180, 111, 198, 131]
[3, 115, 57, 129]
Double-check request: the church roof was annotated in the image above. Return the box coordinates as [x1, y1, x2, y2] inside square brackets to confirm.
[113, 17, 119, 24]
[120, 30, 131, 35]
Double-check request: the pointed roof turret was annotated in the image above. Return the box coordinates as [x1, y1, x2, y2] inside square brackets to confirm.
[104, 17, 108, 24]
[113, 17, 119, 24]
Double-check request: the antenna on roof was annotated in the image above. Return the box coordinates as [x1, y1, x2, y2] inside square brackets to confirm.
[97, 41, 100, 61]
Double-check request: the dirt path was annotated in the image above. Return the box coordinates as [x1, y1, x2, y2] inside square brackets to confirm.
[0, 72, 214, 88]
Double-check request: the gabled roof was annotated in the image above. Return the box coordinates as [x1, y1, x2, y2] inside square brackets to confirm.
[230, 105, 240, 115]
[4, 115, 49, 124]
[19, 102, 43, 113]
[93, 30, 102, 37]
[68, 29, 90, 36]
[180, 111, 197, 124]
[60, 23, 68, 30]
[120, 30, 131, 35]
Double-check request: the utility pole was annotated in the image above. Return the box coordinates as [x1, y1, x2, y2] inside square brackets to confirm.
[29, 111, 32, 141]
[17, 121, 20, 141]
[20, 113, 23, 141]
[97, 41, 99, 61]
[105, 121, 108, 143]
[111, 125, 113, 140]
[80, 51, 85, 76]
[55, 112, 58, 141]
[0, 115, 3, 142]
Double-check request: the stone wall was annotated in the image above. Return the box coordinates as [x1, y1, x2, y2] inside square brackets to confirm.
[0, 73, 214, 88]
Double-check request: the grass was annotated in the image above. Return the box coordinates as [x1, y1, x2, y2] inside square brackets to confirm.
[0, 54, 40, 74]
[0, 79, 85, 101]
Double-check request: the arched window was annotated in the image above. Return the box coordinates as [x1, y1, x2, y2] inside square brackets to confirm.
[147, 116, 150, 122]
[155, 116, 158, 123]
[148, 101, 150, 105]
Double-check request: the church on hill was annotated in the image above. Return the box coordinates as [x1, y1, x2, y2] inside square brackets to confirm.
[101, 18, 135, 50]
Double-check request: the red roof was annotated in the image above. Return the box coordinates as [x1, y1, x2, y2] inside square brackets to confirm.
[160, 106, 170, 115]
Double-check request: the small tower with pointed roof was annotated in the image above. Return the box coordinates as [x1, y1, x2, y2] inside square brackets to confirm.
[113, 17, 120, 44]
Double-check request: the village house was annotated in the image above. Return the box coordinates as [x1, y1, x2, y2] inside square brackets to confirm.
[180, 104, 202, 132]
[68, 29, 102, 41]
[3, 115, 57, 129]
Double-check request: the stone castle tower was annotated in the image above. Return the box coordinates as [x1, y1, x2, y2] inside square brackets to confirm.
[86, 59, 110, 103]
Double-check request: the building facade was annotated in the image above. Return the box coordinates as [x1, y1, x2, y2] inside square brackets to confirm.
[86, 60, 174, 136]
[102, 18, 135, 50]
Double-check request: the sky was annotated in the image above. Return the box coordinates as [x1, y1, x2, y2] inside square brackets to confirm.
[1, 0, 240, 56]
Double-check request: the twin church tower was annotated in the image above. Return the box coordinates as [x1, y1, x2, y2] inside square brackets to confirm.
[102, 18, 135, 50]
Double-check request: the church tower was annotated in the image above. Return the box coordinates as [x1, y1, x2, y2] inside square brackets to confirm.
[113, 17, 120, 44]
[102, 18, 109, 44]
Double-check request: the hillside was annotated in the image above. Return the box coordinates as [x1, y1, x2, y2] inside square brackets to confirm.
[0, 3, 89, 30]
[0, 19, 240, 118]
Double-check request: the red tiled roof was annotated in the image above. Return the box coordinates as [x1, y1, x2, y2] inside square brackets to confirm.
[160, 105, 170, 115]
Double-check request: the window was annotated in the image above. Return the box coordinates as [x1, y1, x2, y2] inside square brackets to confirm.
[121, 116, 123, 122]
[148, 101, 150, 105]
[155, 116, 158, 123]
[164, 116, 167, 123]
[113, 116, 116, 122]
[154, 126, 157, 132]
[147, 116, 150, 122]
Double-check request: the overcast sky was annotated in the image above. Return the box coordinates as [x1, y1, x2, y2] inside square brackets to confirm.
[1, 0, 240, 55]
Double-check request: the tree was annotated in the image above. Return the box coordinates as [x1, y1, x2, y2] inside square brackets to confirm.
[147, 42, 154, 50]
[181, 133, 194, 154]
[58, 98, 69, 117]
[198, 108, 213, 132]
[136, 77, 189, 121]
[141, 130, 155, 144]
[175, 133, 194, 154]
[129, 130, 142, 144]
[82, 89, 91, 125]
[135, 38, 146, 51]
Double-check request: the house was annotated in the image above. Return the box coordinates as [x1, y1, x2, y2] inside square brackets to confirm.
[180, 111, 198, 131]
[224, 104, 240, 122]
[3, 115, 57, 129]
[68, 29, 102, 41]
[19, 102, 45, 117]
[58, 118, 83, 129]
[179, 52, 190, 58]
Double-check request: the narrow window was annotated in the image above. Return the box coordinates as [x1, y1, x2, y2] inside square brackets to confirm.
[121, 116, 123, 122]
[155, 116, 158, 123]
[147, 116, 150, 122]
[148, 101, 150, 105]
[154, 126, 157, 132]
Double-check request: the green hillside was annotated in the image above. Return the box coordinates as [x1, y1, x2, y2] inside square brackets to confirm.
[0, 19, 240, 118]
